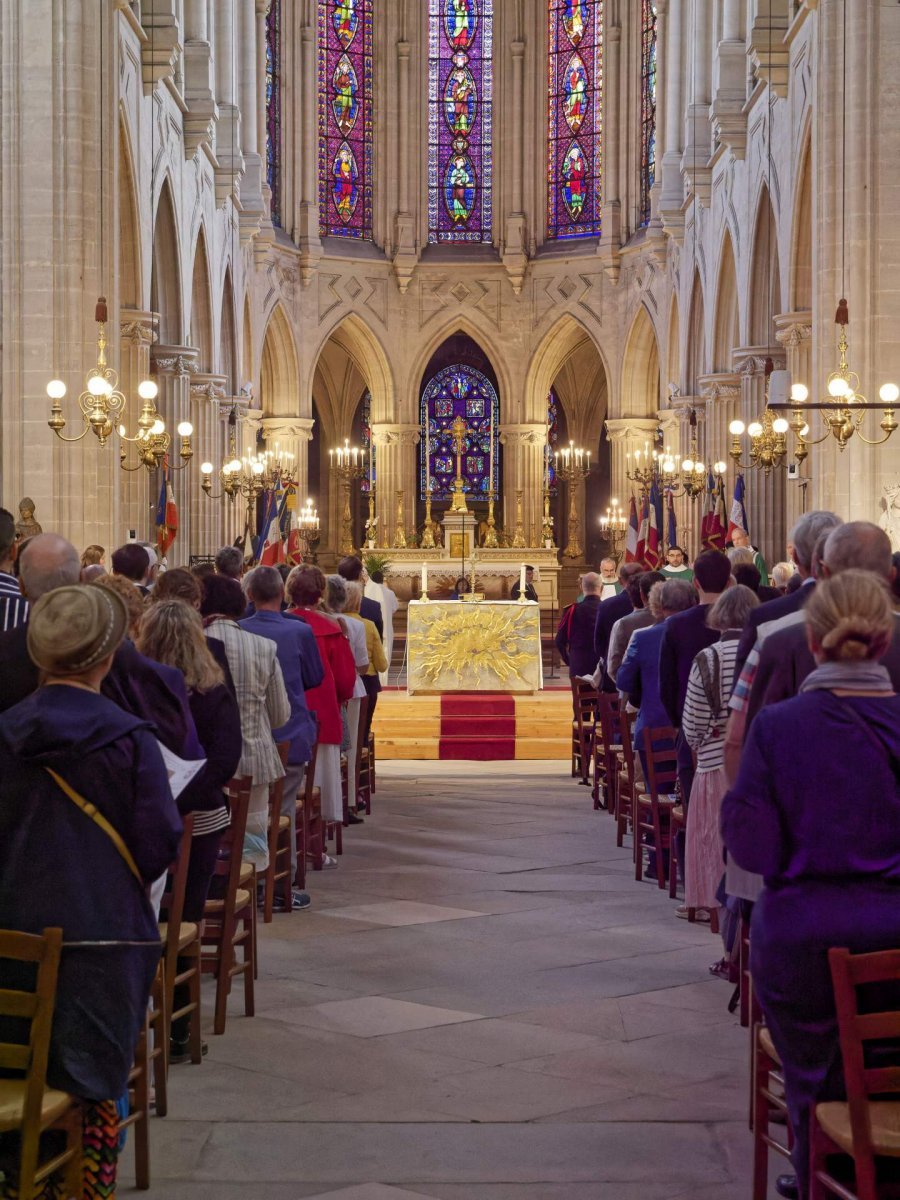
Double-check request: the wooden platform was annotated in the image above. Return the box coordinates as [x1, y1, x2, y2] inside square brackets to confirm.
[372, 690, 573, 760]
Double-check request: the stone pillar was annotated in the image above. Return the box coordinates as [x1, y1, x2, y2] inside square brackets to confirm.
[183, 0, 217, 154]
[118, 310, 157, 542]
[599, 19, 621, 255]
[501, 36, 527, 293]
[645, 0, 667, 237]
[732, 348, 787, 565]
[295, 17, 322, 277]
[775, 313, 814, 530]
[150, 345, 199, 566]
[698, 372, 741, 470]
[260, 416, 315, 498]
[658, 0, 685, 234]
[711, 0, 748, 158]
[682, 0, 713, 203]
[239, 0, 263, 208]
[392, 40, 417, 291]
[371, 424, 419, 548]
[190, 373, 228, 555]
[499, 425, 546, 549]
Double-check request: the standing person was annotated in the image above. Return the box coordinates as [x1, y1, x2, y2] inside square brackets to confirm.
[0, 585, 182, 1197]
[510, 565, 539, 602]
[598, 558, 622, 601]
[336, 555, 383, 639]
[593, 562, 644, 691]
[200, 575, 290, 875]
[721, 571, 900, 1199]
[80, 544, 105, 570]
[0, 507, 27, 631]
[660, 546, 694, 583]
[681, 585, 759, 925]
[730, 527, 769, 587]
[111, 542, 154, 596]
[325, 574, 369, 824]
[344, 580, 388, 740]
[137, 600, 243, 1053]
[364, 569, 399, 685]
[242, 565, 325, 900]
[606, 570, 665, 685]
[555, 572, 603, 679]
[214, 545, 244, 580]
[285, 566, 358, 831]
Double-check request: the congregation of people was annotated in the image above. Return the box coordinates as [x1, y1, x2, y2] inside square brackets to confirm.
[557, 517, 900, 1199]
[0, 506, 395, 1198]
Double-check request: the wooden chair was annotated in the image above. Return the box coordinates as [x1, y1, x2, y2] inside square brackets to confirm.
[262, 743, 294, 922]
[809, 946, 900, 1200]
[594, 694, 629, 829]
[669, 804, 686, 903]
[352, 695, 373, 817]
[570, 680, 597, 787]
[118, 1010, 153, 1189]
[200, 777, 255, 1036]
[0, 927, 82, 1200]
[299, 740, 324, 877]
[367, 727, 376, 796]
[635, 727, 679, 888]
[159, 815, 201, 1071]
[751, 1020, 793, 1200]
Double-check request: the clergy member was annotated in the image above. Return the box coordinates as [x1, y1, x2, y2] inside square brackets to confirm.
[598, 558, 622, 601]
[730, 528, 769, 587]
[660, 546, 694, 583]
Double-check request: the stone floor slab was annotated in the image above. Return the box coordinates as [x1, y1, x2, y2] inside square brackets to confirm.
[326, 900, 486, 926]
[280, 995, 485, 1037]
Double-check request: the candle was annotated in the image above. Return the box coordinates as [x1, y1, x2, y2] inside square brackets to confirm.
[519, 562, 526, 598]
[421, 562, 428, 599]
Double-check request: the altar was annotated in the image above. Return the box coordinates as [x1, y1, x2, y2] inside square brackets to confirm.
[406, 600, 542, 695]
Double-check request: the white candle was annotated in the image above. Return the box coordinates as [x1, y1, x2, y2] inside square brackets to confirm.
[421, 562, 428, 598]
[519, 562, 526, 597]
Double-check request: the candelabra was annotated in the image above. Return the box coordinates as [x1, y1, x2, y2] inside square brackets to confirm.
[625, 441, 679, 494]
[667, 410, 725, 499]
[599, 499, 629, 556]
[555, 441, 592, 559]
[296, 498, 320, 563]
[330, 440, 368, 555]
[483, 488, 500, 548]
[364, 486, 378, 549]
[393, 490, 408, 549]
[541, 489, 555, 549]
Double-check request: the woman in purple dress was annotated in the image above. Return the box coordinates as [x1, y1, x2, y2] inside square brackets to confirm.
[721, 570, 900, 1197]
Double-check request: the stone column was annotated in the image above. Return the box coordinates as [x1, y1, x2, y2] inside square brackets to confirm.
[658, 0, 685, 233]
[711, 0, 748, 157]
[501, 36, 527, 292]
[732, 348, 787, 565]
[698, 372, 741, 470]
[499, 425, 546, 549]
[682, 0, 713, 203]
[190, 373, 228, 554]
[371, 424, 419, 548]
[599, 19, 621, 255]
[645, 0, 667, 235]
[183, 0, 217, 154]
[260, 415, 315, 498]
[118, 310, 157, 542]
[239, 0, 263, 208]
[775, 313, 814, 530]
[295, 17, 322, 277]
[150, 344, 199, 565]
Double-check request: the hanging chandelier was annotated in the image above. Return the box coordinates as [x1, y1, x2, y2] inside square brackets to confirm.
[727, 359, 790, 475]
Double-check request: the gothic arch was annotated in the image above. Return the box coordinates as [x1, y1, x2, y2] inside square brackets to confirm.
[241, 295, 253, 389]
[220, 267, 237, 393]
[118, 117, 142, 310]
[686, 271, 706, 392]
[666, 295, 681, 394]
[259, 303, 301, 416]
[188, 225, 213, 371]
[790, 128, 813, 312]
[748, 184, 782, 344]
[524, 314, 610, 431]
[150, 177, 182, 344]
[407, 316, 512, 428]
[311, 313, 394, 425]
[713, 230, 740, 371]
[620, 305, 661, 417]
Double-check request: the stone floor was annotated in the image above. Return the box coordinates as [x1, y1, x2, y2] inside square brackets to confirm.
[122, 761, 756, 1199]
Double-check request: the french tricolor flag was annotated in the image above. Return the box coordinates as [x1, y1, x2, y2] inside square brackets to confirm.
[728, 474, 749, 543]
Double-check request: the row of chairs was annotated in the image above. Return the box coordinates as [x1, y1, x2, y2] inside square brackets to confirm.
[0, 710, 378, 1198]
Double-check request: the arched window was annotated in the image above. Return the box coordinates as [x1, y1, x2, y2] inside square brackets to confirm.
[639, 0, 658, 229]
[546, 389, 560, 496]
[547, 0, 603, 240]
[265, 1, 282, 226]
[318, 0, 373, 239]
[428, 0, 493, 244]
[421, 365, 499, 499]
[359, 390, 374, 493]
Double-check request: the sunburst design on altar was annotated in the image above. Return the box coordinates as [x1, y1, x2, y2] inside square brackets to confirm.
[408, 607, 535, 687]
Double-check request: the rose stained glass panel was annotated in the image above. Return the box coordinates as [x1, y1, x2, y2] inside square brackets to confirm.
[428, 0, 493, 243]
[318, 0, 373, 239]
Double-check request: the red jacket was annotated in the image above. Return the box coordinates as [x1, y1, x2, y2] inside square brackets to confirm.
[288, 608, 357, 744]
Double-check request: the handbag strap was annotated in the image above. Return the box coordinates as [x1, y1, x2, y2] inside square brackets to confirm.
[44, 767, 143, 884]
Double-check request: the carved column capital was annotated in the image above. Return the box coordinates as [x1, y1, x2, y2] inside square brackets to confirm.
[120, 309, 157, 346]
[260, 416, 315, 442]
[499, 423, 547, 447]
[151, 345, 200, 376]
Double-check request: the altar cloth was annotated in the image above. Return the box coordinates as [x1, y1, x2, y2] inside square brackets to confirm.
[406, 600, 542, 695]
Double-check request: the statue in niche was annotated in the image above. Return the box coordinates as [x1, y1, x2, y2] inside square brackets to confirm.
[15, 497, 42, 542]
[878, 482, 900, 551]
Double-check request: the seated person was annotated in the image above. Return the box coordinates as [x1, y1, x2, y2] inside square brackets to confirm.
[511, 565, 539, 602]
[451, 576, 471, 600]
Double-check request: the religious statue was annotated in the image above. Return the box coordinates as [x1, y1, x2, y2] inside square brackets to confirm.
[879, 482, 900, 551]
[15, 497, 42, 541]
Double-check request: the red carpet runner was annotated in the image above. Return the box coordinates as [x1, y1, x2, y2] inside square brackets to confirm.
[439, 694, 516, 760]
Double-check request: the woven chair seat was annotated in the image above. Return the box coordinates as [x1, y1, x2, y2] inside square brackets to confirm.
[816, 1099, 900, 1156]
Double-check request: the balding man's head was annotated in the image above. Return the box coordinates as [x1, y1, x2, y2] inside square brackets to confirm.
[618, 562, 643, 586]
[19, 534, 81, 601]
[581, 572, 602, 595]
[823, 522, 893, 580]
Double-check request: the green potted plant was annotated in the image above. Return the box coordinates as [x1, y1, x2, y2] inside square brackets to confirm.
[363, 551, 392, 577]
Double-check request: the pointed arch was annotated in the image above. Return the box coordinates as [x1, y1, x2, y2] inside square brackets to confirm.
[790, 129, 813, 312]
[259, 303, 300, 416]
[713, 230, 740, 372]
[408, 315, 512, 425]
[748, 184, 781, 344]
[188, 226, 213, 371]
[241, 295, 253, 389]
[666, 294, 681, 393]
[220, 268, 237, 393]
[621, 304, 661, 417]
[312, 312, 395, 424]
[118, 117, 142, 309]
[524, 313, 610, 430]
[150, 177, 182, 344]
[686, 271, 706, 393]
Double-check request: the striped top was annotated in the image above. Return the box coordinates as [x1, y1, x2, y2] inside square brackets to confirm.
[0, 571, 27, 632]
[682, 633, 742, 772]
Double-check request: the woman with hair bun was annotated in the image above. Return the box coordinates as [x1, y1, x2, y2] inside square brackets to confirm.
[722, 570, 900, 1197]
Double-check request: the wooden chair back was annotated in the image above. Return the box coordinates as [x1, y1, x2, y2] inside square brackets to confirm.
[642, 727, 679, 799]
[263, 743, 293, 921]
[0, 927, 80, 1197]
[571, 680, 597, 785]
[215, 776, 253, 898]
[162, 814, 195, 957]
[352, 695, 371, 815]
[635, 726, 678, 887]
[826, 946, 900, 1196]
[301, 738, 323, 873]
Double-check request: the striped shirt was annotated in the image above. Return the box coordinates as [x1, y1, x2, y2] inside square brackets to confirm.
[682, 635, 742, 771]
[0, 572, 27, 632]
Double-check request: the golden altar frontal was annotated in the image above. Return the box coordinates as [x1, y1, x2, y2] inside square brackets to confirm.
[406, 600, 542, 695]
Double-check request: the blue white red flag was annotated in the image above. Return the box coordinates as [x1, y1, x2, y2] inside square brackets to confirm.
[728, 474, 749, 543]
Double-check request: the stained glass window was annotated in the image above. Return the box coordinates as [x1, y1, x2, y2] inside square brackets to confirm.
[420, 365, 499, 499]
[547, 0, 603, 240]
[265, 1, 281, 226]
[546, 390, 560, 496]
[639, 0, 657, 228]
[318, 0, 373, 239]
[360, 390, 374, 493]
[428, 0, 493, 244]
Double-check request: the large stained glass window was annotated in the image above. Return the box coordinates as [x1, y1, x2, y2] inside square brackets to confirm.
[428, 0, 493, 244]
[265, 1, 281, 226]
[546, 390, 560, 496]
[359, 390, 374, 493]
[639, 0, 657, 228]
[318, 0, 373, 239]
[420, 365, 499, 499]
[547, 0, 603, 240]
